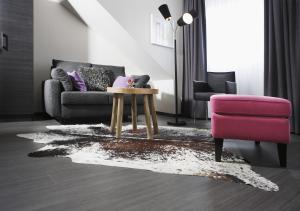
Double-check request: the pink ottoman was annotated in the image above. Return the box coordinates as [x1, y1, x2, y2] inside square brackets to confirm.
[211, 94, 292, 167]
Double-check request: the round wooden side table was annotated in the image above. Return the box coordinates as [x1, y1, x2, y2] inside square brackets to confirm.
[106, 87, 159, 140]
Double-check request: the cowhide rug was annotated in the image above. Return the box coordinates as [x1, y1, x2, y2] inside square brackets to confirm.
[17, 124, 279, 192]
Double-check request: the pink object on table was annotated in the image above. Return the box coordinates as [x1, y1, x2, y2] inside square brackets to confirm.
[210, 94, 291, 167]
[113, 76, 133, 88]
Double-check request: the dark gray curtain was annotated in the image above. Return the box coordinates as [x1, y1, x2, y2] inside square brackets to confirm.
[181, 0, 207, 118]
[264, 0, 300, 134]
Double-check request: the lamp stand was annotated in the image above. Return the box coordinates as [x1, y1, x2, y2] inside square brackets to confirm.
[167, 37, 186, 126]
[158, 4, 198, 126]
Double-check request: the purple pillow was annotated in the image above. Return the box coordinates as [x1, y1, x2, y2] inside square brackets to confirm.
[67, 71, 87, 92]
[113, 76, 133, 88]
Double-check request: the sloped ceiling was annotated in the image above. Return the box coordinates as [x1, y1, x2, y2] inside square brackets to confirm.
[61, 0, 86, 25]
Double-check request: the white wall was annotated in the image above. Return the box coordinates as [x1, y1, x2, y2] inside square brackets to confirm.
[96, 0, 184, 114]
[98, 0, 184, 77]
[34, 0, 183, 114]
[97, 0, 184, 114]
[34, 0, 89, 112]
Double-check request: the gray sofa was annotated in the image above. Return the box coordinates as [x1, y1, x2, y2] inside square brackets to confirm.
[44, 59, 144, 121]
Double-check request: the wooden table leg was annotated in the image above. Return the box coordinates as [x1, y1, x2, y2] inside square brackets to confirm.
[149, 94, 158, 134]
[131, 94, 137, 132]
[116, 94, 124, 138]
[143, 94, 153, 140]
[110, 94, 118, 133]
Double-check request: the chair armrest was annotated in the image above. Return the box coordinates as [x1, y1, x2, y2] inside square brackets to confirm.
[44, 79, 62, 118]
[225, 81, 237, 94]
[193, 80, 210, 92]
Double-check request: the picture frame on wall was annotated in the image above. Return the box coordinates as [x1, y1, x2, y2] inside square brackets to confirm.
[150, 13, 174, 48]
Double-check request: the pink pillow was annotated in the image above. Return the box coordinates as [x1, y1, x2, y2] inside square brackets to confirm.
[113, 76, 133, 88]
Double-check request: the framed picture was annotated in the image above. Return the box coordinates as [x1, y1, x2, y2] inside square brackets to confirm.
[150, 13, 174, 48]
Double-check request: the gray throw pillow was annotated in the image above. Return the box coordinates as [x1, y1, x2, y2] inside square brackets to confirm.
[51, 68, 73, 91]
[132, 75, 150, 88]
[77, 66, 112, 91]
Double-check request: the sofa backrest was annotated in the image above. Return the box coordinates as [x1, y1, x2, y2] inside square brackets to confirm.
[208, 71, 235, 93]
[51, 59, 126, 82]
[52, 59, 92, 72]
[92, 64, 125, 81]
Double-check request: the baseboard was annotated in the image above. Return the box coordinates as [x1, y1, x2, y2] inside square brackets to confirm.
[156, 111, 176, 117]
[32, 112, 52, 120]
[0, 114, 33, 122]
[155, 111, 189, 118]
[0, 112, 52, 122]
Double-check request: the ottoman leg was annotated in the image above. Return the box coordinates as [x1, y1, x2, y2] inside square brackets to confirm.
[277, 143, 287, 167]
[214, 138, 223, 162]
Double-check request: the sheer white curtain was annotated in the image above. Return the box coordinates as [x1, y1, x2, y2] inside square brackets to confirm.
[206, 0, 264, 95]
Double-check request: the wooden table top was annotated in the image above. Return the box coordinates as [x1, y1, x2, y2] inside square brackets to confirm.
[107, 87, 159, 95]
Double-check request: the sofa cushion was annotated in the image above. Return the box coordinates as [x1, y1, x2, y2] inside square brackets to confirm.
[194, 92, 220, 101]
[211, 94, 291, 118]
[77, 66, 112, 91]
[113, 76, 132, 88]
[52, 59, 91, 73]
[51, 68, 73, 91]
[61, 91, 111, 105]
[132, 75, 150, 88]
[67, 71, 87, 92]
[92, 64, 125, 81]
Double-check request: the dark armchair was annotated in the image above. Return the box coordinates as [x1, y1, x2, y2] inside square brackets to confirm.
[193, 72, 237, 119]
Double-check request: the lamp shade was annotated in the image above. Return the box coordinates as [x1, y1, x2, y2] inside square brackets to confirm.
[158, 4, 172, 21]
[177, 9, 199, 26]
[189, 9, 199, 18]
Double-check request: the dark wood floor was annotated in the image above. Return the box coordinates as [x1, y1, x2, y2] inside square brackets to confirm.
[0, 115, 300, 211]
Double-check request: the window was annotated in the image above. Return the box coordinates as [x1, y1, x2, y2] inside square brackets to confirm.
[206, 0, 264, 95]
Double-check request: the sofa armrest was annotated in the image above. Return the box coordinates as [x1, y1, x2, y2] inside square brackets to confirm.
[44, 79, 62, 118]
[225, 81, 237, 94]
[193, 80, 210, 92]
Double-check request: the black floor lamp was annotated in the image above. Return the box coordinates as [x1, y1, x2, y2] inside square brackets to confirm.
[158, 4, 198, 126]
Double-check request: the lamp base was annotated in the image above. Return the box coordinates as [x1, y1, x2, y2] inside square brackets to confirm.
[167, 121, 186, 126]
